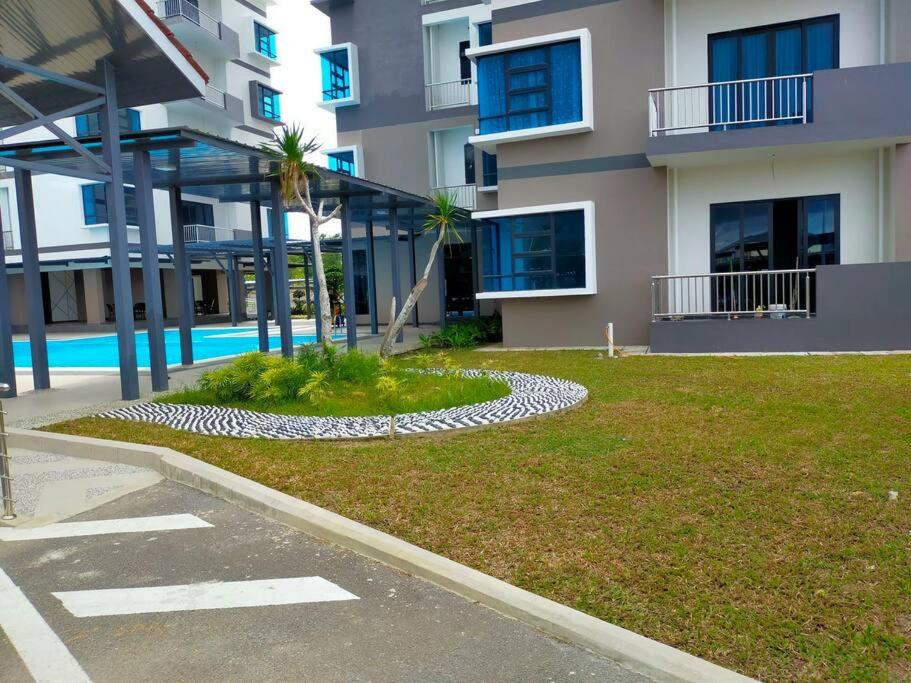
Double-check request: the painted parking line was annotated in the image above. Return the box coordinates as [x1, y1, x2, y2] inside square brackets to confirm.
[0, 514, 212, 542]
[54, 577, 360, 617]
[0, 568, 91, 683]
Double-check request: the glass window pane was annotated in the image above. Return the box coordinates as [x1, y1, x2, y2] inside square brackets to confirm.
[513, 236, 550, 253]
[321, 49, 350, 101]
[478, 54, 506, 134]
[549, 41, 582, 125]
[511, 214, 549, 234]
[478, 22, 492, 47]
[712, 204, 741, 273]
[741, 202, 770, 271]
[806, 20, 837, 71]
[514, 255, 551, 273]
[804, 195, 838, 266]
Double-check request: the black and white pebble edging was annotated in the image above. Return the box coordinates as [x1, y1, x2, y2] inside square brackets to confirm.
[96, 370, 587, 440]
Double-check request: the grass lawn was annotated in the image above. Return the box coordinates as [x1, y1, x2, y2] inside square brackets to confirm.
[49, 351, 911, 681]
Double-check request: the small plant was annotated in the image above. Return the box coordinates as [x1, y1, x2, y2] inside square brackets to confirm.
[251, 356, 309, 403]
[419, 315, 503, 350]
[299, 369, 331, 406]
[332, 348, 381, 384]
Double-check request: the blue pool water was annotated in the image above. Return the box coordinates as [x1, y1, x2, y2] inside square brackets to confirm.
[13, 328, 324, 369]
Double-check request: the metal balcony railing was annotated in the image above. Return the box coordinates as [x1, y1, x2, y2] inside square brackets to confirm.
[420, 0, 450, 5]
[158, 0, 222, 39]
[2, 232, 12, 250]
[651, 269, 815, 321]
[183, 225, 252, 243]
[202, 84, 227, 109]
[648, 74, 812, 137]
[432, 184, 476, 210]
[425, 79, 472, 110]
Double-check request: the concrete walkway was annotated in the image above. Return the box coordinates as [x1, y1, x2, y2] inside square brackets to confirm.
[0, 449, 647, 682]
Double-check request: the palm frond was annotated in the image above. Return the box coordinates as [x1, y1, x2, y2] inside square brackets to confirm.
[260, 124, 323, 205]
[422, 190, 466, 243]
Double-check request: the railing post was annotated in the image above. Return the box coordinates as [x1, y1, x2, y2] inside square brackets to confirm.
[802, 76, 808, 124]
[805, 273, 811, 318]
[650, 279, 656, 321]
[0, 384, 15, 520]
[648, 92, 656, 137]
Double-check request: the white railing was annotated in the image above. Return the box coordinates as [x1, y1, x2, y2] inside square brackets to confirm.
[202, 84, 226, 109]
[158, 0, 222, 39]
[183, 225, 252, 243]
[432, 184, 476, 210]
[651, 269, 815, 321]
[425, 79, 472, 110]
[648, 74, 812, 137]
[2, 232, 11, 250]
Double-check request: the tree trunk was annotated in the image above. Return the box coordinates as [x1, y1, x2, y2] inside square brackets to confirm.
[379, 229, 445, 358]
[308, 213, 334, 344]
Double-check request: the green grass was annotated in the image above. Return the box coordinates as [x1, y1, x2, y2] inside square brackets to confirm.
[48, 352, 911, 681]
[160, 370, 510, 417]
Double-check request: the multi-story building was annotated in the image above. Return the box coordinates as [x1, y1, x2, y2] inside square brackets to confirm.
[313, 0, 911, 352]
[1, 0, 282, 330]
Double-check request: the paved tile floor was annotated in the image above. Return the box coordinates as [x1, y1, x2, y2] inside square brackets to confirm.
[0, 472, 649, 682]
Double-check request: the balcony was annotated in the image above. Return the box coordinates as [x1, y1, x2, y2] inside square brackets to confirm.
[425, 78, 472, 111]
[183, 225, 253, 243]
[156, 0, 239, 59]
[167, 83, 245, 125]
[646, 62, 911, 168]
[2, 231, 12, 250]
[432, 184, 476, 211]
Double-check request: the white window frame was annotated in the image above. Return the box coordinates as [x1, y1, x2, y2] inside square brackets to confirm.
[472, 200, 597, 299]
[466, 29, 594, 150]
[322, 145, 363, 178]
[315, 43, 360, 111]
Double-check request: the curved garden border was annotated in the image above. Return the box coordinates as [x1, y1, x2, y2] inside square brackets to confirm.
[97, 370, 588, 440]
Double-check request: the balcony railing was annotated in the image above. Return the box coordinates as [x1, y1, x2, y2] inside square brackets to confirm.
[202, 84, 227, 109]
[183, 225, 252, 243]
[2, 232, 12, 250]
[420, 0, 450, 5]
[425, 79, 472, 110]
[158, 0, 222, 39]
[432, 184, 476, 210]
[648, 74, 812, 137]
[651, 269, 815, 321]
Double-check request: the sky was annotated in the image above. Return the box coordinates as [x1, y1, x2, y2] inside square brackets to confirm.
[266, 1, 339, 237]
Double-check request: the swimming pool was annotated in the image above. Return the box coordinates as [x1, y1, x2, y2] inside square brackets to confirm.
[13, 328, 326, 369]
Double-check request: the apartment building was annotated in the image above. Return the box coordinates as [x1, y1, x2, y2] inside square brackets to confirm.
[313, 0, 911, 352]
[0, 0, 282, 330]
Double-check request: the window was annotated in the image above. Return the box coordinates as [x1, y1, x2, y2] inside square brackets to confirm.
[75, 109, 141, 136]
[459, 40, 472, 81]
[326, 150, 355, 176]
[81, 184, 138, 226]
[265, 208, 289, 238]
[481, 152, 498, 187]
[709, 15, 838, 128]
[181, 200, 214, 227]
[477, 38, 583, 135]
[477, 22, 493, 47]
[463, 143, 476, 185]
[254, 22, 277, 59]
[255, 84, 281, 121]
[476, 203, 595, 297]
[353, 250, 369, 315]
[711, 195, 839, 274]
[321, 48, 350, 100]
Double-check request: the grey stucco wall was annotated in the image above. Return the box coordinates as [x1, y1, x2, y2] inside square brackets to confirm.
[326, 0, 479, 134]
[650, 262, 911, 353]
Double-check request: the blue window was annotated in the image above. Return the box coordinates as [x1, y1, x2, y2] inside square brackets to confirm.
[481, 210, 586, 293]
[181, 200, 214, 227]
[81, 184, 138, 226]
[477, 22, 493, 47]
[254, 23, 277, 59]
[320, 48, 351, 101]
[75, 108, 141, 136]
[256, 84, 281, 121]
[708, 15, 838, 129]
[265, 208, 290, 238]
[327, 150, 355, 176]
[477, 40, 582, 135]
[481, 152, 498, 187]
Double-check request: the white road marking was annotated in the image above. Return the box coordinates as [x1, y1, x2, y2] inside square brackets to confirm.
[0, 514, 212, 542]
[0, 568, 91, 682]
[53, 577, 359, 617]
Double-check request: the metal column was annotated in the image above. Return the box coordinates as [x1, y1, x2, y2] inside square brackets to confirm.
[408, 211, 419, 327]
[270, 181, 293, 357]
[226, 256, 240, 327]
[133, 150, 167, 392]
[12, 169, 48, 390]
[99, 60, 139, 400]
[388, 207, 404, 343]
[437, 241, 447, 327]
[168, 187, 194, 365]
[340, 201, 358, 349]
[249, 201, 269, 352]
[470, 222, 481, 318]
[302, 250, 312, 319]
[269, 250, 280, 323]
[0, 227, 16, 398]
[365, 220, 378, 335]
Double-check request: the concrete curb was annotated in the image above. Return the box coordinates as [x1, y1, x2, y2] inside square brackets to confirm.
[7, 427, 756, 683]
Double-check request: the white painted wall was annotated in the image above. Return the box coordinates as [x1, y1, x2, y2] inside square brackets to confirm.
[430, 126, 472, 188]
[427, 20, 470, 85]
[666, 0, 883, 88]
[672, 149, 882, 275]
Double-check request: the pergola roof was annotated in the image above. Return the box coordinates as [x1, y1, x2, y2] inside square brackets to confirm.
[0, 0, 207, 126]
[0, 127, 432, 214]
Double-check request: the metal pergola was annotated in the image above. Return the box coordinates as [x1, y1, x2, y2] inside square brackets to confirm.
[0, 123, 436, 401]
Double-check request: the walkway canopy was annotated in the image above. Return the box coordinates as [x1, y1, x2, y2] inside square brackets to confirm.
[0, 124, 435, 401]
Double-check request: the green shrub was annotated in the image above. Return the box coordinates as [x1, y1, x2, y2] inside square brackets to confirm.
[251, 356, 310, 403]
[198, 352, 269, 401]
[419, 315, 502, 350]
[299, 369, 330, 406]
[332, 348, 381, 384]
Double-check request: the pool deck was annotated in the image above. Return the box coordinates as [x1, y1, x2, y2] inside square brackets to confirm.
[4, 320, 434, 429]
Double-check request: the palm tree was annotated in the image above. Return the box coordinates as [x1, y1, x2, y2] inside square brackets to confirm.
[379, 191, 463, 358]
[261, 125, 337, 344]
